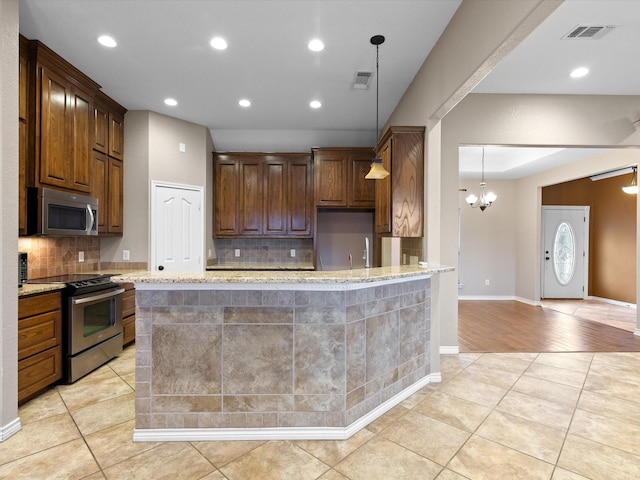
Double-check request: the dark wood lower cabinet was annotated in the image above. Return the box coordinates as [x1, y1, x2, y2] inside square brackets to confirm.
[18, 291, 63, 403]
[122, 283, 136, 345]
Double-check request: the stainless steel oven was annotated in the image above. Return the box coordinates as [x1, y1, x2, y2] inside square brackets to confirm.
[29, 273, 124, 383]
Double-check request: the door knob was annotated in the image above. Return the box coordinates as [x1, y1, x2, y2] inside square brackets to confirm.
[158, 265, 164, 271]
[545, 257, 550, 261]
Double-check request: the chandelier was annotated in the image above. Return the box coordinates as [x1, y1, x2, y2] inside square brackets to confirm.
[465, 147, 497, 211]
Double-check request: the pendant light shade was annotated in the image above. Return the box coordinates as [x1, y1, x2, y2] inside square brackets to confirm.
[622, 167, 638, 194]
[365, 34, 390, 181]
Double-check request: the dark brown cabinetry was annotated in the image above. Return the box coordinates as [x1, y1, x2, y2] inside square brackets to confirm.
[92, 92, 127, 235]
[214, 153, 313, 238]
[122, 283, 136, 345]
[19, 37, 29, 235]
[31, 41, 100, 194]
[313, 147, 376, 208]
[374, 126, 425, 237]
[19, 36, 127, 236]
[18, 291, 63, 403]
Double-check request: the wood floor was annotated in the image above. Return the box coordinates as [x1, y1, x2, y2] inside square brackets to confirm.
[458, 300, 640, 353]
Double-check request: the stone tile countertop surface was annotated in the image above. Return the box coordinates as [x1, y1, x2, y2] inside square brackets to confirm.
[112, 264, 454, 285]
[18, 283, 66, 297]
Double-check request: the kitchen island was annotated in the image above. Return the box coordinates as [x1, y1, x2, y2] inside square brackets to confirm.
[112, 265, 452, 441]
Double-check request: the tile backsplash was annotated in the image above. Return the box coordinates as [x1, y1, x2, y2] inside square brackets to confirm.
[18, 236, 101, 279]
[215, 238, 313, 266]
[17, 237, 147, 280]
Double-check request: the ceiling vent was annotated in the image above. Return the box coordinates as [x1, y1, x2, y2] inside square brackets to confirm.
[563, 24, 618, 40]
[353, 71, 374, 89]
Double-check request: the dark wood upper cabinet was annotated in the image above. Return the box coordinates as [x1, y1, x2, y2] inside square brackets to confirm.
[31, 40, 100, 194]
[213, 153, 313, 238]
[374, 126, 425, 237]
[313, 147, 375, 208]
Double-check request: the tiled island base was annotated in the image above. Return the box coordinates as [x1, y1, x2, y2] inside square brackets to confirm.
[132, 274, 436, 441]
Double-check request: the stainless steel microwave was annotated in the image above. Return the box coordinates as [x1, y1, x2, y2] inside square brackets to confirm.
[28, 187, 98, 236]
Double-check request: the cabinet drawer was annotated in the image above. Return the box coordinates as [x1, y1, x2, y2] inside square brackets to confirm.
[123, 315, 135, 345]
[18, 310, 62, 360]
[19, 291, 62, 318]
[18, 346, 62, 402]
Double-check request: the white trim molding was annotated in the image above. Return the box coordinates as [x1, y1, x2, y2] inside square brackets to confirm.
[133, 373, 439, 442]
[1, 418, 21, 442]
[440, 346, 459, 355]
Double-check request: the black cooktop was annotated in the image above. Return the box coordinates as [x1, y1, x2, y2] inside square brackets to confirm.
[29, 273, 117, 292]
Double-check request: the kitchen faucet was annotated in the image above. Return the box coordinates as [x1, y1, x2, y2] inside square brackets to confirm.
[364, 237, 370, 268]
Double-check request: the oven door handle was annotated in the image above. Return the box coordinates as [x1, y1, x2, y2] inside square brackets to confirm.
[71, 287, 125, 305]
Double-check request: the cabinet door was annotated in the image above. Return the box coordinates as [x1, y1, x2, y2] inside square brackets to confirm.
[108, 112, 125, 160]
[93, 151, 108, 232]
[239, 159, 263, 235]
[108, 157, 124, 233]
[70, 87, 92, 193]
[374, 139, 392, 234]
[93, 103, 108, 153]
[349, 155, 376, 207]
[214, 159, 238, 236]
[263, 159, 287, 236]
[38, 66, 71, 189]
[313, 151, 347, 206]
[391, 130, 424, 237]
[288, 157, 313, 237]
[19, 48, 28, 235]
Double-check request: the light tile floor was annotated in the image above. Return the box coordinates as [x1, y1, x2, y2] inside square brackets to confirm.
[3, 346, 640, 479]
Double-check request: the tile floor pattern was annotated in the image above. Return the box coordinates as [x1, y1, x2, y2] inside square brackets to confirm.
[3, 346, 640, 479]
[541, 299, 638, 333]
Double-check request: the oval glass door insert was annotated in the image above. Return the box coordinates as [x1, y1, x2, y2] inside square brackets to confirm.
[553, 221, 576, 285]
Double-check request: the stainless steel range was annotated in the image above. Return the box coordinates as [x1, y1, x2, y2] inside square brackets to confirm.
[29, 273, 124, 383]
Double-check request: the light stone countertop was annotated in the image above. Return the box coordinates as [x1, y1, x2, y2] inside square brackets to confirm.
[112, 265, 454, 285]
[18, 283, 66, 297]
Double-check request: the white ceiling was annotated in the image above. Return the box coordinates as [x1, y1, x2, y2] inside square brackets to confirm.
[18, 0, 640, 176]
[18, 0, 461, 151]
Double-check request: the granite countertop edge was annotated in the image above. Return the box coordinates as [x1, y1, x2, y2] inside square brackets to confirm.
[111, 265, 454, 285]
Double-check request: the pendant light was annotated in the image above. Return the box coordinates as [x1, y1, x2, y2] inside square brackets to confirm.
[622, 167, 638, 194]
[365, 34, 390, 180]
[465, 147, 497, 211]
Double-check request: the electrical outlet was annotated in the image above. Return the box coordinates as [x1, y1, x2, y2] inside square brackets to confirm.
[290, 249, 296, 258]
[123, 250, 130, 261]
[485, 279, 490, 286]
[78, 251, 84, 262]
[235, 249, 240, 257]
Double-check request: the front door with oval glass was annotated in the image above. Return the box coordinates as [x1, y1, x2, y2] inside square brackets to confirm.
[542, 206, 589, 299]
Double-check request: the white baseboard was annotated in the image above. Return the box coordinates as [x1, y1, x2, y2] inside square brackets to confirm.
[133, 373, 439, 442]
[587, 296, 637, 309]
[515, 296, 541, 307]
[635, 329, 640, 337]
[458, 295, 516, 301]
[440, 346, 460, 355]
[1, 418, 21, 442]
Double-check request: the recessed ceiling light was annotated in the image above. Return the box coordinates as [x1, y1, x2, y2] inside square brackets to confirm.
[570, 67, 589, 78]
[164, 98, 178, 106]
[97, 35, 117, 48]
[309, 100, 322, 109]
[308, 39, 324, 52]
[239, 99, 251, 107]
[210, 37, 228, 50]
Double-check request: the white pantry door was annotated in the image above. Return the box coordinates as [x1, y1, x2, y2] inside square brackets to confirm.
[151, 182, 203, 272]
[541, 206, 589, 299]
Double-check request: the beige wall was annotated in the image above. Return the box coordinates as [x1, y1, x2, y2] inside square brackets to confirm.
[1, 0, 19, 438]
[458, 179, 518, 297]
[444, 94, 640, 344]
[386, 0, 561, 349]
[100, 111, 213, 267]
